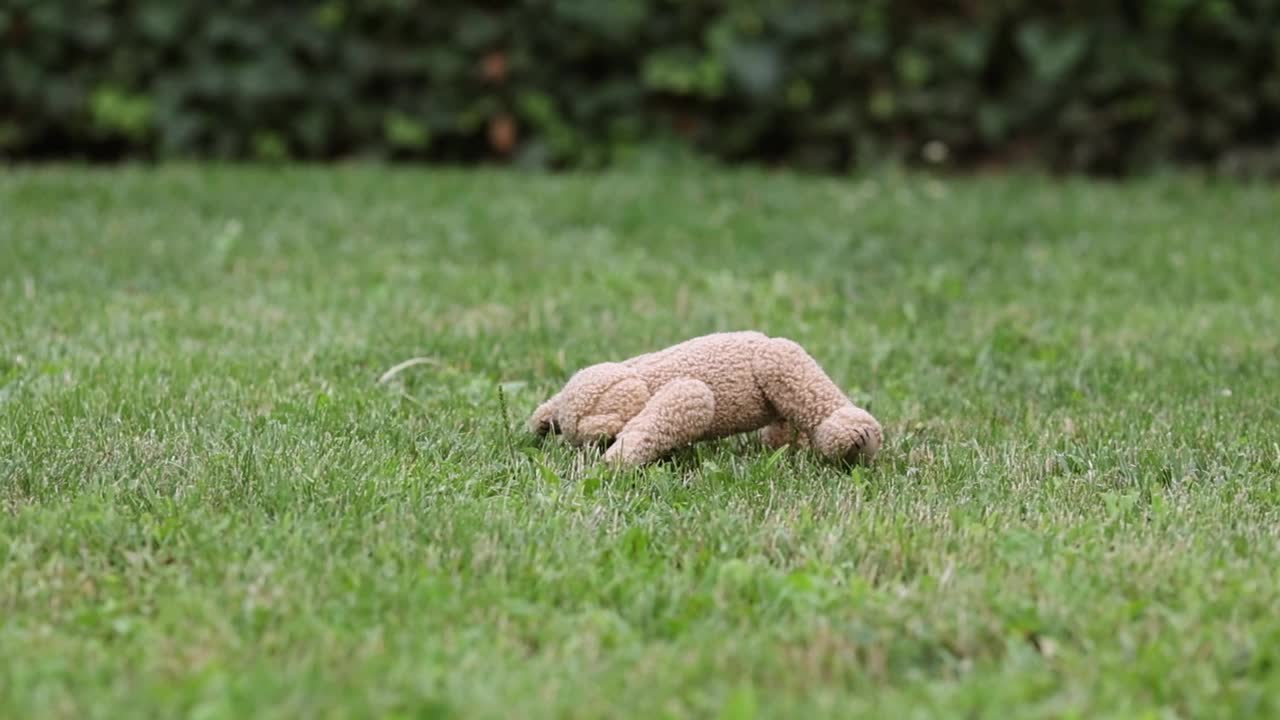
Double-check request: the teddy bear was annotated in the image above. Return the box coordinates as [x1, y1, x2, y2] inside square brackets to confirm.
[528, 331, 883, 467]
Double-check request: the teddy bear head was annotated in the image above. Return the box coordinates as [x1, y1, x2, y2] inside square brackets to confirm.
[552, 362, 651, 445]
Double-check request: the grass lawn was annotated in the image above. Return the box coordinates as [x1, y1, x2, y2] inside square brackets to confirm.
[2, 166, 1279, 719]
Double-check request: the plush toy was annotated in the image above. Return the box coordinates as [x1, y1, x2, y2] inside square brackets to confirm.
[528, 331, 882, 466]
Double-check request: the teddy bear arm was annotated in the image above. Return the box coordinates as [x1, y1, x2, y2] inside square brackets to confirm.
[604, 378, 715, 466]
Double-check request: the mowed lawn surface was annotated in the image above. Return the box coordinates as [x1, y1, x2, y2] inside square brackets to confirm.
[2, 167, 1279, 719]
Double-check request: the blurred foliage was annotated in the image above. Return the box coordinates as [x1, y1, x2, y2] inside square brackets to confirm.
[2, 0, 1279, 174]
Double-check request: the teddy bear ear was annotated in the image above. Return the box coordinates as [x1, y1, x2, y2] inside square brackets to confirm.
[576, 413, 625, 442]
[603, 376, 651, 415]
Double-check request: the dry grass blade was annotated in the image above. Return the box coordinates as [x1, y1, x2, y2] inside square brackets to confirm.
[376, 356, 445, 385]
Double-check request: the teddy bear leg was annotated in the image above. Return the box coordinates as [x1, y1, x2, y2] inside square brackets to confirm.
[753, 337, 881, 463]
[604, 378, 716, 466]
[760, 419, 810, 450]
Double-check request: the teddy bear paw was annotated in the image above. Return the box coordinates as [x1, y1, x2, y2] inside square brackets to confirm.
[602, 432, 649, 466]
[811, 405, 882, 464]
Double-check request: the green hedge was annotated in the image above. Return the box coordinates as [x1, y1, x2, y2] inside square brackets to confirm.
[3, 0, 1279, 174]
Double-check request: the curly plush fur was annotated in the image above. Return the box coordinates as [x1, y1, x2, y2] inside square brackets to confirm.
[529, 331, 882, 466]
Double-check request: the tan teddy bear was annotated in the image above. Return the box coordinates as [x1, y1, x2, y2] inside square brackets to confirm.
[528, 331, 883, 466]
